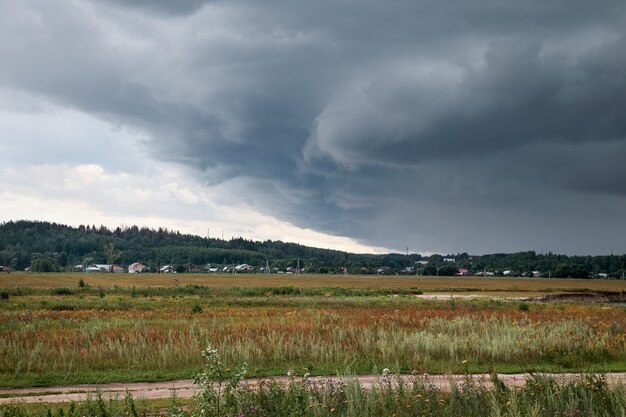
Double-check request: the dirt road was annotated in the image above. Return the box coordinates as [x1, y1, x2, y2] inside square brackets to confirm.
[2, 373, 625, 404]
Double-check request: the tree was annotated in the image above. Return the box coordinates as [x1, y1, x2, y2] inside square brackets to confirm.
[104, 242, 121, 270]
[438, 264, 458, 276]
[422, 265, 437, 276]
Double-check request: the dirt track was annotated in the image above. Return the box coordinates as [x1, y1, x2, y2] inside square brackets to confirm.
[2, 373, 626, 404]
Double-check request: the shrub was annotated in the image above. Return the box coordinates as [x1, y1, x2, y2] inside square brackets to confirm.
[193, 345, 247, 417]
[50, 304, 76, 311]
[0, 291, 9, 300]
[51, 287, 74, 295]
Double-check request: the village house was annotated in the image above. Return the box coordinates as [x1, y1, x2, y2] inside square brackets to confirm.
[235, 263, 254, 272]
[86, 264, 112, 272]
[128, 262, 147, 273]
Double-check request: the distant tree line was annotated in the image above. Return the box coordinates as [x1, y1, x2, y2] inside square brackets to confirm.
[0, 220, 624, 278]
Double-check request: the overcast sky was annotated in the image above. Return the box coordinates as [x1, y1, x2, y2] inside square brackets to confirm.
[1, 0, 625, 255]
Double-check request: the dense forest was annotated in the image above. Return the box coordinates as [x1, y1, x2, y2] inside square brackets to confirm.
[0, 220, 625, 278]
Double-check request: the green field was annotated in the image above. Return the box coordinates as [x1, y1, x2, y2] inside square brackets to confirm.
[3, 272, 626, 294]
[1, 273, 626, 389]
[2, 273, 626, 416]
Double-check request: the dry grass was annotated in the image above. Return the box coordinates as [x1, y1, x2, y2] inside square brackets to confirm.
[2, 291, 626, 387]
[3, 273, 626, 295]
[2, 273, 626, 388]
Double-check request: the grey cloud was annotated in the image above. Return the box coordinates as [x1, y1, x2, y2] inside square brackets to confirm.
[93, 0, 213, 15]
[1, 0, 625, 254]
[306, 36, 626, 170]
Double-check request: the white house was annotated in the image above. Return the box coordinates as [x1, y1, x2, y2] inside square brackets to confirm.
[235, 264, 255, 271]
[86, 264, 111, 272]
[128, 262, 147, 273]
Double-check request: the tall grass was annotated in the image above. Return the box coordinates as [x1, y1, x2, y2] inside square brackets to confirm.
[206, 373, 626, 417]
[2, 294, 625, 387]
[3, 285, 423, 298]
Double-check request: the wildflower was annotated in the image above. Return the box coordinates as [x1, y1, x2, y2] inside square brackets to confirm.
[287, 369, 295, 377]
[382, 368, 391, 376]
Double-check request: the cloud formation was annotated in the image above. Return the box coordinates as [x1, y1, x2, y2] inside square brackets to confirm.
[1, 0, 625, 254]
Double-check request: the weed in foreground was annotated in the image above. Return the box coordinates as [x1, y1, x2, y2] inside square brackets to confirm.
[184, 347, 626, 417]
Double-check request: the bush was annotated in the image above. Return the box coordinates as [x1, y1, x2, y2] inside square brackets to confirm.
[194, 345, 247, 417]
[0, 291, 9, 300]
[51, 287, 74, 295]
[78, 279, 86, 288]
[191, 302, 203, 313]
[50, 304, 76, 311]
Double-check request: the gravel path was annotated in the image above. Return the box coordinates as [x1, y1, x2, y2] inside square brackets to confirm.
[2, 373, 625, 404]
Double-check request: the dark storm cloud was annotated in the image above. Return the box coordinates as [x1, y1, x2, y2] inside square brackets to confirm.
[1, 0, 625, 254]
[94, 0, 213, 15]
[305, 37, 626, 168]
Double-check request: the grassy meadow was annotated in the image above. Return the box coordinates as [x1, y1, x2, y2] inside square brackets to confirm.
[1, 273, 626, 388]
[4, 272, 626, 293]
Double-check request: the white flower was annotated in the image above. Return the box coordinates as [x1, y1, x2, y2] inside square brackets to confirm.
[202, 346, 219, 358]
